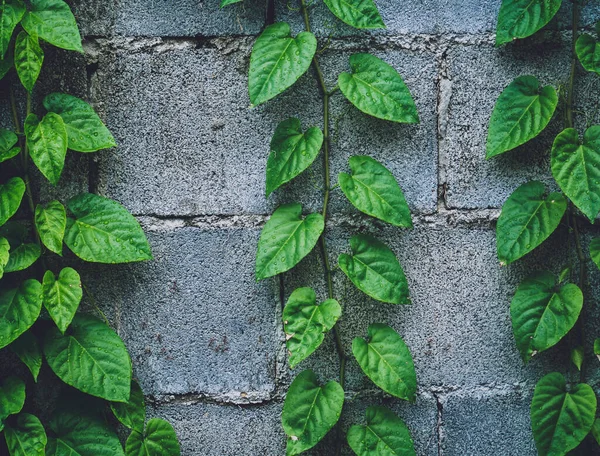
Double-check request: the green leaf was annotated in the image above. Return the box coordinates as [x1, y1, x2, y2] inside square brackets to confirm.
[43, 313, 132, 402]
[11, 331, 43, 382]
[0, 43, 13, 80]
[25, 113, 68, 185]
[0, 377, 25, 431]
[220, 0, 242, 7]
[0, 129, 19, 164]
[339, 234, 410, 304]
[4, 413, 47, 456]
[496, 0, 562, 46]
[531, 372, 596, 456]
[510, 272, 583, 363]
[43, 93, 116, 153]
[592, 418, 600, 446]
[571, 346, 584, 371]
[255, 203, 324, 280]
[496, 181, 566, 265]
[282, 370, 344, 456]
[4, 244, 41, 273]
[21, 0, 83, 52]
[576, 34, 600, 75]
[0, 177, 25, 227]
[339, 156, 412, 227]
[110, 380, 145, 433]
[0, 0, 25, 58]
[248, 22, 316, 106]
[35, 200, 66, 255]
[125, 419, 180, 456]
[14, 31, 44, 92]
[551, 127, 600, 221]
[42, 268, 82, 334]
[352, 323, 416, 401]
[0, 280, 42, 350]
[265, 118, 323, 197]
[347, 406, 416, 456]
[338, 53, 419, 124]
[64, 193, 152, 264]
[590, 237, 600, 272]
[486, 76, 558, 158]
[0, 236, 9, 279]
[322, 0, 385, 29]
[282, 287, 341, 368]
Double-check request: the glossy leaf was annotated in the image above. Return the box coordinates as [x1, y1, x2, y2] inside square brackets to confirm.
[11, 331, 42, 382]
[496, 181, 566, 265]
[576, 34, 600, 75]
[43, 313, 132, 402]
[43, 268, 82, 334]
[0, 129, 19, 164]
[283, 287, 341, 368]
[352, 323, 416, 401]
[0, 377, 25, 431]
[0, 177, 25, 227]
[338, 53, 419, 123]
[4, 244, 41, 273]
[64, 193, 152, 264]
[14, 31, 43, 92]
[4, 413, 47, 456]
[125, 419, 180, 456]
[531, 372, 596, 456]
[25, 113, 68, 185]
[339, 234, 410, 304]
[110, 380, 145, 432]
[0, 280, 42, 349]
[486, 76, 558, 158]
[339, 155, 412, 227]
[35, 200, 66, 255]
[496, 0, 562, 46]
[0, 236, 9, 279]
[510, 271, 583, 363]
[0, 0, 25, 58]
[21, 0, 83, 52]
[265, 118, 323, 197]
[323, 0, 384, 29]
[255, 203, 324, 280]
[282, 370, 344, 456]
[248, 22, 316, 106]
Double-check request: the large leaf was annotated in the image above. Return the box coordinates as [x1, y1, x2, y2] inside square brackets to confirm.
[0, 129, 19, 164]
[282, 287, 341, 368]
[496, 0, 562, 46]
[11, 331, 43, 382]
[4, 244, 41, 273]
[551, 126, 600, 221]
[590, 237, 600, 271]
[0, 177, 25, 227]
[339, 53, 418, 124]
[14, 31, 43, 92]
[4, 413, 47, 456]
[43, 314, 132, 402]
[496, 181, 566, 265]
[576, 34, 600, 75]
[248, 22, 316, 106]
[255, 203, 324, 280]
[110, 380, 145, 432]
[21, 0, 83, 52]
[43, 93, 116, 153]
[352, 323, 416, 401]
[0, 236, 9, 279]
[347, 406, 416, 456]
[42, 268, 82, 334]
[339, 156, 412, 227]
[531, 372, 596, 456]
[323, 0, 384, 29]
[282, 370, 344, 456]
[125, 419, 180, 456]
[25, 113, 68, 185]
[510, 271, 583, 363]
[486, 76, 558, 158]
[64, 193, 152, 264]
[0, 0, 25, 58]
[35, 200, 66, 255]
[0, 280, 42, 350]
[265, 118, 323, 197]
[0, 377, 25, 431]
[339, 234, 410, 304]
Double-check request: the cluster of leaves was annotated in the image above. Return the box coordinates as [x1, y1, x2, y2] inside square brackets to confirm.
[0, 1, 179, 455]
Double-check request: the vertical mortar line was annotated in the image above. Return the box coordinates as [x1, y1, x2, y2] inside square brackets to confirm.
[436, 39, 451, 212]
[434, 392, 443, 456]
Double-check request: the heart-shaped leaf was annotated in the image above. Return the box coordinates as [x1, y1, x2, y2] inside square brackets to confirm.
[0, 377, 25, 431]
[510, 271, 582, 363]
[43, 267, 82, 334]
[11, 331, 42, 382]
[35, 200, 66, 255]
[0, 0, 25, 58]
[25, 113, 68, 185]
[4, 413, 47, 456]
[14, 31, 44, 92]
[4, 243, 41, 273]
[0, 129, 19, 164]
[21, 0, 83, 52]
[352, 323, 416, 401]
[339, 155, 412, 227]
[338, 53, 419, 124]
[339, 234, 410, 304]
[576, 34, 600, 75]
[496, 0, 562, 46]
[110, 380, 145, 433]
[0, 280, 42, 350]
[486, 76, 558, 158]
[531, 372, 596, 456]
[0, 236, 9, 279]
[125, 419, 180, 456]
[496, 181, 566, 265]
[323, 0, 384, 29]
[282, 370, 344, 456]
[266, 118, 323, 197]
[248, 22, 316, 106]
[0, 177, 25, 227]
[283, 287, 341, 368]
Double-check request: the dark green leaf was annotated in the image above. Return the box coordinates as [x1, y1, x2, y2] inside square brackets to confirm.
[42, 268, 82, 334]
[576, 34, 600, 75]
[0, 377, 25, 431]
[4, 244, 41, 273]
[35, 200, 66, 255]
[571, 346, 584, 371]
[14, 31, 43, 92]
[0, 129, 18, 161]
[0, 43, 13, 80]
[4, 413, 46, 456]
[0, 280, 42, 349]
[0, 0, 25, 58]
[592, 418, 600, 446]
[322, 0, 384, 29]
[496, 0, 562, 46]
[110, 380, 145, 432]
[11, 331, 42, 382]
[0, 177, 25, 227]
[21, 0, 83, 52]
[125, 419, 180, 456]
[0, 236, 9, 279]
[25, 113, 68, 185]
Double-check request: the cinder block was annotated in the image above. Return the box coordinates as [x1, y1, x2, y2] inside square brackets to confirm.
[69, 0, 116, 37]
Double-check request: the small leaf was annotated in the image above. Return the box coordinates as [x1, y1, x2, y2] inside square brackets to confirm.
[265, 118, 323, 197]
[339, 155, 412, 227]
[0, 236, 9, 279]
[282, 370, 344, 456]
[576, 34, 600, 75]
[11, 331, 43, 382]
[496, 0, 562, 46]
[323, 0, 385, 29]
[571, 346, 584, 371]
[339, 234, 410, 304]
[220, 0, 243, 6]
[347, 405, 416, 456]
[248, 22, 316, 106]
[4, 413, 47, 456]
[0, 377, 25, 431]
[592, 418, 600, 446]
[25, 113, 68, 185]
[64, 193, 152, 264]
[590, 237, 600, 272]
[339, 53, 419, 124]
[42, 268, 82, 334]
[496, 181, 566, 265]
[255, 203, 324, 280]
[0, 129, 19, 161]
[0, 177, 26, 227]
[283, 287, 341, 368]
[21, 0, 83, 52]
[557, 265, 570, 284]
[352, 323, 416, 401]
[4, 244, 41, 273]
[110, 380, 145, 432]
[0, 280, 42, 350]
[14, 31, 44, 92]
[594, 338, 600, 361]
[486, 76, 558, 158]
[0, 146, 19, 164]
[43, 313, 132, 402]
[43, 93, 116, 153]
[531, 372, 596, 456]
[0, 0, 25, 58]
[35, 200, 66, 255]
[125, 418, 180, 456]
